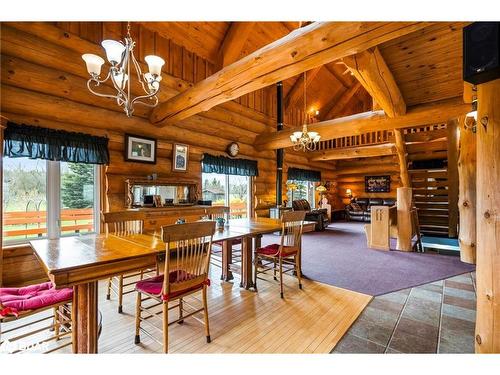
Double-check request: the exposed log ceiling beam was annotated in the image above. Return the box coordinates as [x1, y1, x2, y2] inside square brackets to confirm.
[150, 22, 432, 127]
[342, 47, 406, 118]
[284, 66, 323, 110]
[393, 129, 411, 187]
[217, 22, 255, 70]
[321, 82, 362, 120]
[309, 143, 395, 161]
[254, 97, 469, 150]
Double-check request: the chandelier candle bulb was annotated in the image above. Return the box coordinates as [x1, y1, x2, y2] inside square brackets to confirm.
[113, 72, 128, 89]
[82, 54, 105, 76]
[101, 40, 126, 65]
[145, 55, 165, 76]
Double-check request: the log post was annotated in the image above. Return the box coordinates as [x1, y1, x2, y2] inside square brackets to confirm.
[458, 116, 476, 264]
[475, 79, 500, 353]
[396, 187, 413, 252]
[394, 129, 411, 187]
[447, 119, 460, 238]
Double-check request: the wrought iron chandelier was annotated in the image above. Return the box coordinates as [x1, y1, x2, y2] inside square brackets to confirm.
[81, 22, 165, 117]
[289, 71, 321, 151]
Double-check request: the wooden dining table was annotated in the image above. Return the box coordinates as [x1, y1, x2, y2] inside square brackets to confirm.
[29, 217, 287, 353]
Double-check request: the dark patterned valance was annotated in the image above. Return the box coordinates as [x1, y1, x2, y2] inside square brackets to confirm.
[3, 122, 109, 165]
[202, 153, 258, 177]
[287, 167, 321, 182]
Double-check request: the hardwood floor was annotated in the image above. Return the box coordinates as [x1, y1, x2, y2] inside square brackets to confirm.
[1, 266, 371, 354]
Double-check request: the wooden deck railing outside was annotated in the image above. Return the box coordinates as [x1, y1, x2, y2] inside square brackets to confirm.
[3, 208, 94, 240]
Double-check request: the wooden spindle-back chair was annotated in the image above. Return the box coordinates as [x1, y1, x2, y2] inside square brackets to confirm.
[253, 211, 306, 298]
[101, 211, 153, 313]
[209, 207, 242, 275]
[134, 221, 215, 353]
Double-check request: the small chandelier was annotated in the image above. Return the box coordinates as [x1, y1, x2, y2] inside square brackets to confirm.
[81, 22, 165, 117]
[290, 71, 321, 151]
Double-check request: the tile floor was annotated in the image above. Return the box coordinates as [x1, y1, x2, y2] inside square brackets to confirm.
[332, 272, 476, 354]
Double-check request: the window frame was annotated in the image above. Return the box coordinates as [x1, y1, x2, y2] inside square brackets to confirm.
[201, 172, 252, 218]
[2, 157, 100, 246]
[287, 179, 316, 207]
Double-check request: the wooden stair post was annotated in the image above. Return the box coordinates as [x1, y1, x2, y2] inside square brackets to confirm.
[396, 187, 413, 252]
[458, 116, 477, 264]
[475, 78, 500, 353]
[447, 119, 460, 237]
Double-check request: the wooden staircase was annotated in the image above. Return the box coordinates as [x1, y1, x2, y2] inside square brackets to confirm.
[410, 168, 450, 237]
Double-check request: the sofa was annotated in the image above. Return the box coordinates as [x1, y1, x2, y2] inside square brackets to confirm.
[292, 199, 329, 231]
[345, 198, 396, 222]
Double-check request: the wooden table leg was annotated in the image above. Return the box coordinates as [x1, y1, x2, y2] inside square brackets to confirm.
[240, 236, 254, 290]
[253, 234, 262, 250]
[221, 239, 234, 282]
[72, 281, 99, 353]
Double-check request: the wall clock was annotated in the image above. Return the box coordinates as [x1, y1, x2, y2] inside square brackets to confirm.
[227, 142, 240, 157]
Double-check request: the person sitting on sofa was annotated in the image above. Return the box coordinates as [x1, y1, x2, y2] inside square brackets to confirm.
[292, 199, 329, 231]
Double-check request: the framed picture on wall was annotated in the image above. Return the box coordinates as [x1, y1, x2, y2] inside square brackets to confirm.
[365, 175, 391, 193]
[173, 144, 189, 172]
[124, 134, 157, 164]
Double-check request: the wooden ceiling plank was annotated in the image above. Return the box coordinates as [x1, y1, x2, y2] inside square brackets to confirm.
[255, 96, 469, 150]
[139, 22, 225, 64]
[321, 81, 362, 121]
[217, 22, 256, 70]
[309, 143, 395, 161]
[343, 47, 406, 118]
[284, 66, 323, 110]
[150, 21, 432, 127]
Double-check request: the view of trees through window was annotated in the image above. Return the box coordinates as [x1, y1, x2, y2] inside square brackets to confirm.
[202, 173, 249, 218]
[286, 180, 315, 207]
[2, 157, 96, 244]
[60, 162, 96, 236]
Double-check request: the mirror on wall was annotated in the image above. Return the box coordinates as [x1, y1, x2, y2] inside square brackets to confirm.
[125, 178, 198, 208]
[131, 185, 190, 206]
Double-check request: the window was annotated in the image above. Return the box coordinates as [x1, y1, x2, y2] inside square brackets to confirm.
[286, 180, 316, 207]
[2, 157, 99, 245]
[202, 173, 250, 218]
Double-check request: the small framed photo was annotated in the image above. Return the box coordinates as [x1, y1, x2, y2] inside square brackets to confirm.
[173, 143, 189, 172]
[125, 134, 157, 164]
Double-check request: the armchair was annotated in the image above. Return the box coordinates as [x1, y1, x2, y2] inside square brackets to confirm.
[292, 199, 329, 231]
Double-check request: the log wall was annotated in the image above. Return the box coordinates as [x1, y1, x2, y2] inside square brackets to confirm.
[0, 22, 336, 284]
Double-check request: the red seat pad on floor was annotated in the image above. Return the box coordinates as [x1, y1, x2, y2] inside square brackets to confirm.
[0, 282, 73, 313]
[135, 270, 210, 301]
[256, 244, 297, 257]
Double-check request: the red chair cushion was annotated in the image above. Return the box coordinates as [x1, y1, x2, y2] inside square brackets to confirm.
[135, 270, 210, 301]
[256, 244, 298, 257]
[0, 282, 73, 315]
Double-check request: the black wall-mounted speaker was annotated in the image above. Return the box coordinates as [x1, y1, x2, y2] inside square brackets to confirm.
[463, 22, 500, 85]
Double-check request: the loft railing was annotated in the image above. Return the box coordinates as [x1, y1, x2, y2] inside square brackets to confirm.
[316, 124, 447, 151]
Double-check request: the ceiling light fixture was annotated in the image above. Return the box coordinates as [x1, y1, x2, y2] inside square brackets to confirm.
[81, 22, 165, 117]
[289, 71, 321, 152]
